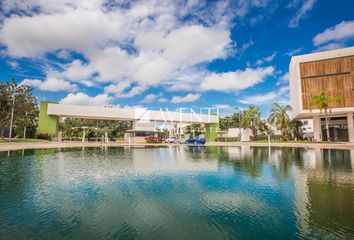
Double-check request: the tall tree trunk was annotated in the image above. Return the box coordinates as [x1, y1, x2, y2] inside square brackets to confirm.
[23, 111, 27, 139]
[0, 126, 4, 139]
[325, 115, 330, 141]
[23, 126, 26, 139]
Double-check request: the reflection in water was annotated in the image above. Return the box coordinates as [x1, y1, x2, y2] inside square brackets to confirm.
[0, 146, 353, 239]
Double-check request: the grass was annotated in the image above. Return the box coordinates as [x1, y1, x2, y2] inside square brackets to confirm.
[252, 140, 332, 144]
[0, 138, 50, 143]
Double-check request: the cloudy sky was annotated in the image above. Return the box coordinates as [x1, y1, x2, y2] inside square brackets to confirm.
[0, 0, 353, 116]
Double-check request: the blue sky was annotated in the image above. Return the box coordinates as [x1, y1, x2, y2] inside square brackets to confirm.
[0, 0, 353, 117]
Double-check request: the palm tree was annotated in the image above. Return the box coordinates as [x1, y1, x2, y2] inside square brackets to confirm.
[241, 107, 261, 140]
[268, 103, 292, 137]
[284, 119, 303, 141]
[310, 92, 341, 141]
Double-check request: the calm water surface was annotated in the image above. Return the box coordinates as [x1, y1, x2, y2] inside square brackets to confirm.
[0, 146, 353, 239]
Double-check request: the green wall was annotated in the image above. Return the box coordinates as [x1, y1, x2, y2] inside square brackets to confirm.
[37, 101, 59, 136]
[205, 123, 219, 142]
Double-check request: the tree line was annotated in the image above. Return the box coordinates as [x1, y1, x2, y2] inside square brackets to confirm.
[219, 92, 340, 141]
[59, 118, 132, 140]
[219, 103, 302, 141]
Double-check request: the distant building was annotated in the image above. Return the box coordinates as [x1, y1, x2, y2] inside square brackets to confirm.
[289, 47, 354, 142]
[301, 119, 314, 139]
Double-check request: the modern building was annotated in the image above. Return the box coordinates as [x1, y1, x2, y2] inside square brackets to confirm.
[289, 47, 354, 142]
[37, 101, 219, 142]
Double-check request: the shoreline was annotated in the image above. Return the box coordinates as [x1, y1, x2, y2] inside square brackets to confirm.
[1, 141, 354, 151]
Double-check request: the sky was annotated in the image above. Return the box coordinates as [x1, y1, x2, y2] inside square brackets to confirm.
[0, 0, 353, 118]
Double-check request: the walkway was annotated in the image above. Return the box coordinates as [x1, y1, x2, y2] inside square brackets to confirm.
[1, 141, 354, 151]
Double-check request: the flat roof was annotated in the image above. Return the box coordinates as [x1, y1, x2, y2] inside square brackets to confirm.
[290, 46, 354, 66]
[47, 103, 219, 124]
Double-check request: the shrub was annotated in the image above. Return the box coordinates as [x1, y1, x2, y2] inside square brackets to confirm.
[216, 137, 239, 142]
[253, 134, 283, 141]
[145, 135, 162, 143]
[37, 133, 49, 140]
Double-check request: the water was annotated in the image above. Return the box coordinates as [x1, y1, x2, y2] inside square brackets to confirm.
[0, 146, 353, 239]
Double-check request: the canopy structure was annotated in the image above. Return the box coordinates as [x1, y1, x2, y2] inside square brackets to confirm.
[37, 101, 219, 141]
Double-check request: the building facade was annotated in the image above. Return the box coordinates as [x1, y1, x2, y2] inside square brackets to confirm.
[289, 47, 354, 142]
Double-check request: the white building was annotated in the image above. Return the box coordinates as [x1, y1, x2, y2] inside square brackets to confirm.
[289, 47, 354, 142]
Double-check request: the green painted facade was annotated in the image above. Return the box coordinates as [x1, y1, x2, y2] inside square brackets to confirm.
[37, 101, 59, 136]
[205, 123, 219, 142]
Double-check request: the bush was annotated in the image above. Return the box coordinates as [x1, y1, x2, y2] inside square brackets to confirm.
[216, 137, 239, 142]
[145, 135, 162, 143]
[253, 134, 283, 141]
[37, 133, 49, 140]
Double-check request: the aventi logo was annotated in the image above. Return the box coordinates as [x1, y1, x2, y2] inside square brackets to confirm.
[134, 107, 220, 123]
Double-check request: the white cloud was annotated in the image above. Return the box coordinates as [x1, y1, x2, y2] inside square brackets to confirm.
[239, 92, 277, 105]
[314, 42, 346, 52]
[286, 47, 303, 56]
[276, 72, 289, 86]
[104, 81, 131, 94]
[238, 86, 290, 105]
[7, 60, 19, 69]
[199, 66, 274, 91]
[171, 93, 201, 103]
[1, 0, 103, 14]
[255, 52, 276, 66]
[168, 82, 193, 92]
[21, 78, 77, 92]
[61, 60, 94, 83]
[116, 85, 148, 98]
[161, 25, 231, 65]
[264, 52, 276, 62]
[142, 93, 160, 103]
[280, 72, 289, 82]
[313, 20, 354, 46]
[60, 92, 112, 106]
[288, 0, 316, 28]
[158, 97, 168, 103]
[56, 49, 71, 59]
[255, 59, 263, 65]
[0, 10, 126, 57]
[237, 39, 254, 54]
[0, 0, 273, 98]
[104, 82, 147, 98]
[213, 104, 233, 109]
[142, 93, 168, 103]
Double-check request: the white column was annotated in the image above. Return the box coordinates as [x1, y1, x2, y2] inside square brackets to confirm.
[105, 132, 109, 143]
[313, 116, 322, 141]
[82, 128, 86, 142]
[347, 112, 354, 143]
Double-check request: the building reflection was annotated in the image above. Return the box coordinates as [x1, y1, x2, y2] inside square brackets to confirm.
[207, 145, 354, 237]
[294, 147, 354, 237]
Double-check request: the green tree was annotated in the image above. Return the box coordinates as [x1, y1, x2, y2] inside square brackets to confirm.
[259, 120, 274, 136]
[0, 80, 39, 139]
[241, 107, 261, 140]
[285, 120, 303, 140]
[59, 118, 132, 140]
[310, 92, 341, 141]
[13, 84, 39, 138]
[185, 124, 205, 137]
[0, 83, 12, 138]
[219, 111, 243, 130]
[268, 103, 292, 137]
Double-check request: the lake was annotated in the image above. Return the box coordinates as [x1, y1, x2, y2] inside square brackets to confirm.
[0, 146, 353, 239]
